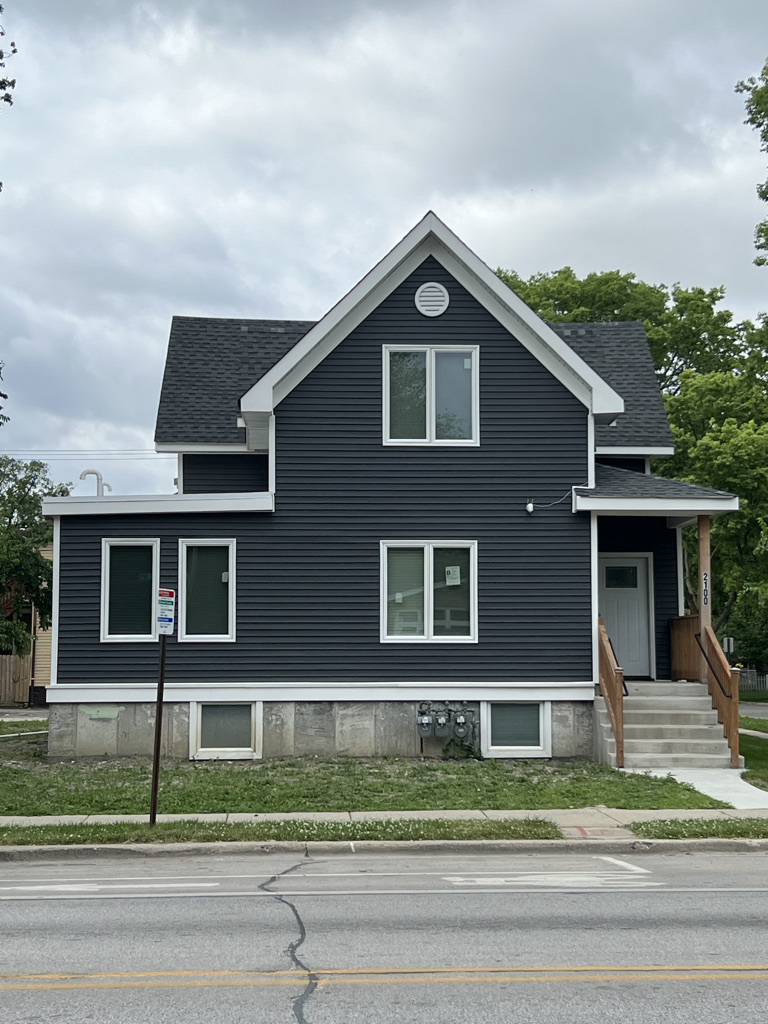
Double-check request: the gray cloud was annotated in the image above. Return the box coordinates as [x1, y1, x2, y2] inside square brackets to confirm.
[2, 0, 768, 493]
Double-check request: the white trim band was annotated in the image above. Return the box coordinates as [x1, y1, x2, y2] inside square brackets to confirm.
[43, 492, 274, 516]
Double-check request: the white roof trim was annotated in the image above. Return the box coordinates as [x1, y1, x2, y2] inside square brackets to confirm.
[596, 446, 675, 457]
[573, 492, 739, 515]
[42, 492, 274, 516]
[239, 211, 624, 421]
[155, 443, 249, 453]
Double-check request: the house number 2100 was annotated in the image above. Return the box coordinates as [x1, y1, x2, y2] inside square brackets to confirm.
[702, 571, 709, 606]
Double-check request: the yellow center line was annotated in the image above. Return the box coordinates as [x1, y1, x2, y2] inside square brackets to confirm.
[3, 972, 768, 992]
[3, 965, 768, 992]
[3, 963, 768, 982]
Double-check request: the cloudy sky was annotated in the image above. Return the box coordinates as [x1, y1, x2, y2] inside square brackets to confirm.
[1, 0, 767, 495]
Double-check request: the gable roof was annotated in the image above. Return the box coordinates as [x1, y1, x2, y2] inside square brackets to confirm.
[238, 212, 624, 423]
[550, 322, 673, 452]
[155, 317, 669, 450]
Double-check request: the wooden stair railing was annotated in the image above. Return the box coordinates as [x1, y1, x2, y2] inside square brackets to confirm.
[696, 625, 741, 768]
[598, 618, 625, 768]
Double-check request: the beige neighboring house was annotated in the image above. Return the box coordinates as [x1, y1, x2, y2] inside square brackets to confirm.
[0, 544, 52, 705]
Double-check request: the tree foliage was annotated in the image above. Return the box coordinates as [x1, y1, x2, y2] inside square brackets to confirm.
[737, 57, 768, 266]
[496, 264, 768, 657]
[495, 266, 746, 393]
[0, 458, 69, 655]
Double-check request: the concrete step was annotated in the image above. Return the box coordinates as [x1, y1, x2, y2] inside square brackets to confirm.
[623, 696, 714, 709]
[625, 681, 706, 697]
[623, 738, 730, 755]
[599, 709, 719, 727]
[622, 752, 734, 768]
[622, 724, 726, 740]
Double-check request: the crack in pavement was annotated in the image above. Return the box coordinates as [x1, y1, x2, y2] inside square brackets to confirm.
[258, 856, 319, 1024]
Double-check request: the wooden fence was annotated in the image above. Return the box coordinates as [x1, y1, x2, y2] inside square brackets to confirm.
[0, 654, 32, 704]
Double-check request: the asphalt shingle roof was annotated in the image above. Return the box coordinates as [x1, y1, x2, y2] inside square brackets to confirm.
[154, 317, 316, 445]
[575, 464, 736, 501]
[154, 316, 673, 449]
[549, 322, 673, 449]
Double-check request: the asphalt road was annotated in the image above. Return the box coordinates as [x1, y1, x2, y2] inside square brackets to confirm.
[2, 849, 768, 1023]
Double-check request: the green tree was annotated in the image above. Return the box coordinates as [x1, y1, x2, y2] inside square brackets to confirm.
[737, 57, 768, 266]
[496, 266, 747, 393]
[0, 458, 69, 655]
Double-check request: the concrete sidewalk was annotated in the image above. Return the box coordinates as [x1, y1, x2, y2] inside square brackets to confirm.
[1, 805, 767, 842]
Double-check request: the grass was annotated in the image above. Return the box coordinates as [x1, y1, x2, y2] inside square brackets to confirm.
[0, 734, 727, 815]
[631, 818, 768, 840]
[0, 719, 48, 736]
[740, 715, 768, 733]
[0, 817, 561, 846]
[740, 691, 768, 703]
[741, 732, 768, 792]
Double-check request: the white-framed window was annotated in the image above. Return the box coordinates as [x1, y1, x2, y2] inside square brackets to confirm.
[380, 540, 478, 642]
[178, 539, 236, 642]
[100, 539, 159, 642]
[383, 345, 479, 445]
[480, 701, 552, 758]
[189, 701, 262, 760]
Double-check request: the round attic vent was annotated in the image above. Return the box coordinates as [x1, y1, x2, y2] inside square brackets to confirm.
[415, 282, 450, 317]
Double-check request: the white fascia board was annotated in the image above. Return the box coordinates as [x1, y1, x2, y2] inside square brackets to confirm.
[42, 492, 274, 516]
[239, 210, 624, 420]
[595, 446, 675, 457]
[155, 443, 248, 453]
[46, 681, 596, 703]
[573, 493, 739, 515]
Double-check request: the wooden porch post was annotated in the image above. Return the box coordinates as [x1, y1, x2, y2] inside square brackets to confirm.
[698, 515, 711, 684]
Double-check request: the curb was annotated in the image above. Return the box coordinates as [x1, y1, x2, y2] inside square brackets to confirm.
[4, 837, 768, 861]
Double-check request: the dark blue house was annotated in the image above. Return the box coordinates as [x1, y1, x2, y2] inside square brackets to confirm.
[43, 214, 738, 762]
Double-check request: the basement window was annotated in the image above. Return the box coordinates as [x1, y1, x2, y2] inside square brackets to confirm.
[480, 702, 551, 758]
[189, 702, 262, 760]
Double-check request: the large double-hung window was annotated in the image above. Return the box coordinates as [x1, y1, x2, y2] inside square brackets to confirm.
[383, 346, 479, 445]
[381, 541, 477, 642]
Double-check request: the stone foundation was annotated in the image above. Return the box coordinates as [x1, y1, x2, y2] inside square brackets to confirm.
[48, 699, 593, 760]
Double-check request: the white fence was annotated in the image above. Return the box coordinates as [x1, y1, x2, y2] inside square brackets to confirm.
[739, 669, 768, 691]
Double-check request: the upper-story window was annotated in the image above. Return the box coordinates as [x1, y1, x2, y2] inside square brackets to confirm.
[383, 345, 479, 446]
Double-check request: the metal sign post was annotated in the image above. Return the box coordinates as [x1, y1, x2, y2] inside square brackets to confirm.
[150, 589, 175, 827]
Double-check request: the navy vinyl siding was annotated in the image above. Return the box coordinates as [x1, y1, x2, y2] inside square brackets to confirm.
[598, 517, 678, 679]
[57, 257, 592, 685]
[182, 454, 268, 493]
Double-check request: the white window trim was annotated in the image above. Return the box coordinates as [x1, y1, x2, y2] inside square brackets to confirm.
[382, 344, 480, 446]
[480, 701, 552, 758]
[189, 701, 263, 760]
[100, 538, 160, 643]
[178, 539, 237, 643]
[380, 540, 478, 643]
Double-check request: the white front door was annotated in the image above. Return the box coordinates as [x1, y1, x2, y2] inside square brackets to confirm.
[598, 556, 652, 677]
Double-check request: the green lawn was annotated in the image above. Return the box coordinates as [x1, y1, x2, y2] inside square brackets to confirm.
[631, 817, 768, 840]
[0, 734, 727, 814]
[740, 691, 768, 703]
[741, 732, 768, 792]
[0, 817, 560, 846]
[740, 715, 768, 734]
[0, 719, 48, 736]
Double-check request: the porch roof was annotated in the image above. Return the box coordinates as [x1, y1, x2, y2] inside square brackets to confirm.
[573, 465, 738, 522]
